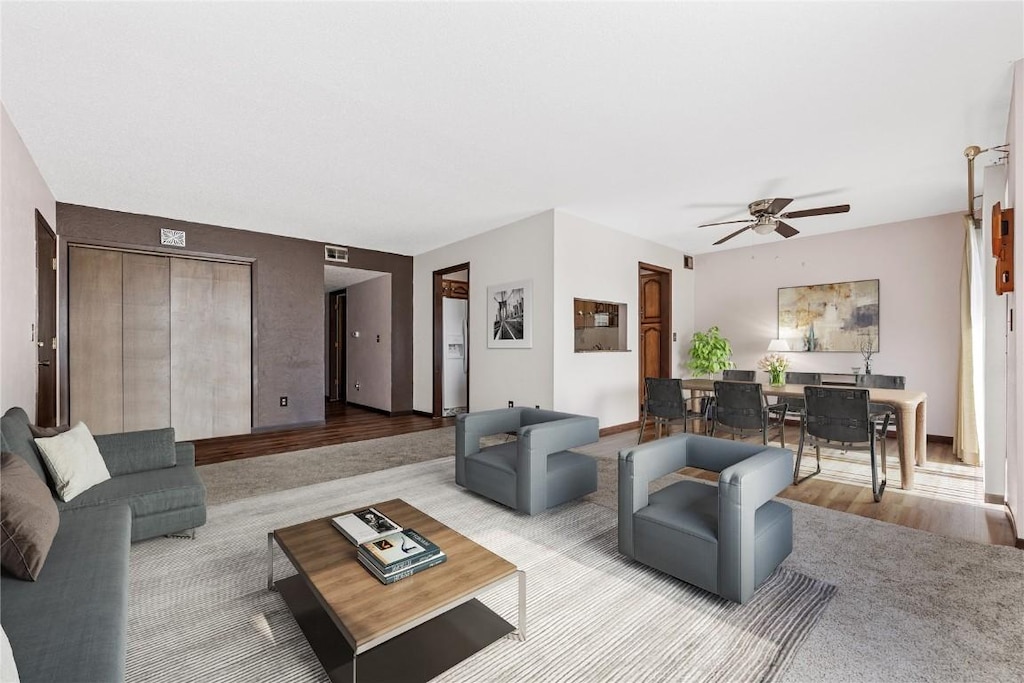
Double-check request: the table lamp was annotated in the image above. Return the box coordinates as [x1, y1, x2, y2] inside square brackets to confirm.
[767, 339, 790, 352]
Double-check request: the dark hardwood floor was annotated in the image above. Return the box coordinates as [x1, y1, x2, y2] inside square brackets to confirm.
[193, 401, 452, 466]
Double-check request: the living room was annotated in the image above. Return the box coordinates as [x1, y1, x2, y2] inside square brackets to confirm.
[2, 2, 1023, 682]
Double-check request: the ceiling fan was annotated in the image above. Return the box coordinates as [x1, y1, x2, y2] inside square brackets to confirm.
[698, 198, 850, 245]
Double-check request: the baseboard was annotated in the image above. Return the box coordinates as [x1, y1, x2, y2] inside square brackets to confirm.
[413, 410, 436, 418]
[600, 421, 640, 437]
[927, 434, 954, 444]
[252, 419, 325, 433]
[985, 493, 1006, 506]
[346, 401, 391, 416]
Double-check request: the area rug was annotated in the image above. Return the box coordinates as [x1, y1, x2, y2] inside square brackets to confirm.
[128, 457, 835, 683]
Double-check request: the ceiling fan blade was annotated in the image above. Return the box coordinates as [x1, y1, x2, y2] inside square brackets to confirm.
[775, 221, 799, 238]
[766, 198, 794, 215]
[698, 219, 753, 228]
[779, 204, 850, 219]
[713, 225, 752, 245]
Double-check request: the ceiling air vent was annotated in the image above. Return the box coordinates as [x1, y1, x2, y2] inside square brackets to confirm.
[325, 245, 349, 263]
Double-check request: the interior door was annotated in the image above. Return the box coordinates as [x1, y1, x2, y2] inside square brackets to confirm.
[328, 290, 346, 402]
[35, 213, 57, 427]
[640, 272, 663, 383]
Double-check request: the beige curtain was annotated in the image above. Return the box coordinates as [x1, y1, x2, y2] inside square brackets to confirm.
[955, 216, 982, 465]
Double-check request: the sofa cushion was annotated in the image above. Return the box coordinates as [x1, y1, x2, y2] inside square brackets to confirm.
[56, 463, 206, 518]
[94, 427, 177, 476]
[0, 504, 130, 683]
[33, 422, 111, 501]
[640, 479, 719, 542]
[0, 408, 48, 483]
[0, 452, 60, 581]
[27, 423, 70, 439]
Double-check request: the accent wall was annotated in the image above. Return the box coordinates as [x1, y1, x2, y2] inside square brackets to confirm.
[0, 104, 57, 420]
[694, 212, 963, 437]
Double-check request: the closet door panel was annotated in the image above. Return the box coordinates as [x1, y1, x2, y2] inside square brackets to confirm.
[69, 247, 124, 434]
[122, 254, 171, 431]
[211, 262, 252, 437]
[170, 259, 216, 441]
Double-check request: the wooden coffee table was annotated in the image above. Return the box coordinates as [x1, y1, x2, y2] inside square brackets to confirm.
[267, 499, 526, 683]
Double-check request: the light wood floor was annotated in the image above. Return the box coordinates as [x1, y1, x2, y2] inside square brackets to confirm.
[194, 403, 1018, 548]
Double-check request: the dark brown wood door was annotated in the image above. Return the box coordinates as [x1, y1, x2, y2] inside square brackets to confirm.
[639, 273, 663, 381]
[35, 212, 57, 427]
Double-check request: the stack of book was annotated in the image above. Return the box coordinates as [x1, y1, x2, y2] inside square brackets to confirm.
[331, 507, 402, 546]
[356, 528, 446, 584]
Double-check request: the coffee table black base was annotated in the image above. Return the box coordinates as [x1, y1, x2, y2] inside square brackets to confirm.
[275, 575, 514, 683]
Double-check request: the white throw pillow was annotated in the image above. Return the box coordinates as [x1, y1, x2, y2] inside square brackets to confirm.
[1, 625, 19, 683]
[33, 422, 111, 501]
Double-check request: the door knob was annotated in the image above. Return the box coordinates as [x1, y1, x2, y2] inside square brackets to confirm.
[38, 360, 51, 367]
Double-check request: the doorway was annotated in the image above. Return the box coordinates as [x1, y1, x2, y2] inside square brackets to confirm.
[327, 290, 346, 402]
[36, 211, 57, 427]
[433, 263, 470, 418]
[638, 263, 672, 410]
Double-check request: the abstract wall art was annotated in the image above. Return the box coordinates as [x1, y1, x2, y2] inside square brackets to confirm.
[778, 279, 879, 352]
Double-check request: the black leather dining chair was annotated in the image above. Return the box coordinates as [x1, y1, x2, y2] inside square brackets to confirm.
[639, 378, 710, 443]
[710, 381, 787, 447]
[856, 374, 906, 437]
[795, 386, 890, 500]
[722, 369, 756, 381]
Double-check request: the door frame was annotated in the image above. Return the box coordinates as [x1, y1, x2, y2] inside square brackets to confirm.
[638, 262, 673, 415]
[432, 263, 470, 418]
[35, 211, 58, 426]
[327, 289, 346, 402]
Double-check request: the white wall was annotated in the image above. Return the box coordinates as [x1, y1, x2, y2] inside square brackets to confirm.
[552, 211, 693, 428]
[413, 211, 556, 412]
[982, 163, 1009, 500]
[694, 213, 963, 437]
[1006, 59, 1023, 542]
[0, 104, 56, 421]
[346, 274, 392, 411]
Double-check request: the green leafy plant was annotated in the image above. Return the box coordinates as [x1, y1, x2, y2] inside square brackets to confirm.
[686, 326, 735, 376]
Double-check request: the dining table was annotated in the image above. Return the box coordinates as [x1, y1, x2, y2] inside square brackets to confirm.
[679, 378, 928, 490]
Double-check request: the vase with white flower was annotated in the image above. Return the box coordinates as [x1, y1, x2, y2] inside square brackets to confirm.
[758, 353, 789, 386]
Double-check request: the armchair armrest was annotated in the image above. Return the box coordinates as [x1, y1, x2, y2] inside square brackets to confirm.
[93, 428, 177, 476]
[617, 434, 695, 557]
[455, 408, 524, 485]
[717, 447, 793, 603]
[517, 416, 599, 514]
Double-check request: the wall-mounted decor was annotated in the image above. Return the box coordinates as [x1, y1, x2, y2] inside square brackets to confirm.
[778, 279, 879, 352]
[487, 279, 532, 348]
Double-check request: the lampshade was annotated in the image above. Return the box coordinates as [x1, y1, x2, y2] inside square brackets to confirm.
[767, 339, 790, 352]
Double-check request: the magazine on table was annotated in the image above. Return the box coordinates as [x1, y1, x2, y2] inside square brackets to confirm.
[357, 550, 447, 585]
[357, 528, 442, 573]
[330, 507, 402, 546]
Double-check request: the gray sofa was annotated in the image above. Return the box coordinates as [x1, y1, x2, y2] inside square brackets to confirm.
[456, 407, 599, 515]
[1, 407, 206, 682]
[618, 433, 793, 604]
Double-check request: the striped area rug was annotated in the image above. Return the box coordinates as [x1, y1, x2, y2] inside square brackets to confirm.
[126, 457, 835, 682]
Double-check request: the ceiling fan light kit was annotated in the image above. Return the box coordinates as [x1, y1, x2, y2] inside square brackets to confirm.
[698, 197, 851, 245]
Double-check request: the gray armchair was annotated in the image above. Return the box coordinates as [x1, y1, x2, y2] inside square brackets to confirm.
[456, 407, 599, 515]
[618, 433, 793, 604]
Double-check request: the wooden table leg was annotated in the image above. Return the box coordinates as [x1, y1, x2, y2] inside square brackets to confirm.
[898, 404, 916, 490]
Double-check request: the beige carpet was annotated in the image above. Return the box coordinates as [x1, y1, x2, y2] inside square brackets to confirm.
[190, 429, 1024, 682]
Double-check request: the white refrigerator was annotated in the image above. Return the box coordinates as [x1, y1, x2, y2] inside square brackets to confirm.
[442, 297, 468, 415]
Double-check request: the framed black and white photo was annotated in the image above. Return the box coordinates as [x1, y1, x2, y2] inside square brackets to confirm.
[487, 279, 532, 348]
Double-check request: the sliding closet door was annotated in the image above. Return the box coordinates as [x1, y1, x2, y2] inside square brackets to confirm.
[170, 259, 251, 441]
[122, 254, 171, 431]
[212, 262, 252, 437]
[69, 247, 124, 434]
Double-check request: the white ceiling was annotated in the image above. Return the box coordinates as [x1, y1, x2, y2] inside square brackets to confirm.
[2, 2, 1021, 255]
[323, 264, 387, 293]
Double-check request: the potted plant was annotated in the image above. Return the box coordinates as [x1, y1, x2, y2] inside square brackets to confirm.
[685, 326, 734, 377]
